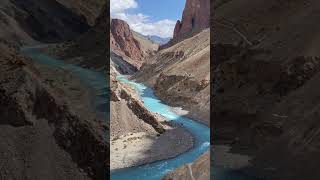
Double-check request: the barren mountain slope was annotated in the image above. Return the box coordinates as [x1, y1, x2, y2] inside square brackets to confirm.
[45, 3, 108, 71]
[213, 0, 320, 179]
[0, 0, 105, 46]
[110, 19, 158, 71]
[134, 29, 210, 125]
[0, 42, 107, 179]
[55, 0, 106, 25]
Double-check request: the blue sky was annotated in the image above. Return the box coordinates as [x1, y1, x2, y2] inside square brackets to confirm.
[110, 0, 186, 38]
[128, 0, 185, 22]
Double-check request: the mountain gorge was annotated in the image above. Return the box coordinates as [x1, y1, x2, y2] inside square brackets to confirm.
[213, 0, 320, 179]
[0, 0, 108, 179]
[109, 12, 195, 173]
[129, 0, 211, 179]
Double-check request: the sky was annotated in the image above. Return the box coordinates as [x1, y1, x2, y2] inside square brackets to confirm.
[110, 0, 186, 38]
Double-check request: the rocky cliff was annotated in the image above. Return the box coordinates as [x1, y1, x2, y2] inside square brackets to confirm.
[213, 0, 320, 179]
[110, 19, 146, 69]
[161, 0, 210, 49]
[173, 0, 210, 39]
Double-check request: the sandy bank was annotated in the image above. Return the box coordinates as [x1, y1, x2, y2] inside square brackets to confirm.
[110, 121, 194, 171]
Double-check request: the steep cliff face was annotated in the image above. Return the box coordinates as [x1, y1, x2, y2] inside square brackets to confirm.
[173, 0, 210, 39]
[161, 0, 209, 49]
[110, 19, 145, 69]
[213, 0, 320, 179]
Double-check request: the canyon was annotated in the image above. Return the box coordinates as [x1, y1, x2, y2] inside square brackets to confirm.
[0, 0, 108, 179]
[213, 0, 320, 179]
[110, 0, 211, 179]
[109, 14, 196, 174]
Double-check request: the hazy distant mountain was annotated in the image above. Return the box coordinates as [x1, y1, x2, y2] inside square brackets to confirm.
[143, 35, 171, 45]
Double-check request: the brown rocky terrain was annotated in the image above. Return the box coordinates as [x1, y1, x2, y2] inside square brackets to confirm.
[134, 29, 210, 125]
[110, 19, 157, 70]
[161, 0, 210, 49]
[0, 42, 107, 179]
[110, 66, 194, 170]
[0, 0, 105, 46]
[44, 3, 108, 71]
[163, 151, 210, 180]
[130, 0, 210, 178]
[131, 17, 210, 180]
[174, 0, 210, 39]
[55, 0, 106, 26]
[111, 19, 143, 62]
[0, 1, 108, 179]
[109, 18, 158, 74]
[213, 0, 320, 179]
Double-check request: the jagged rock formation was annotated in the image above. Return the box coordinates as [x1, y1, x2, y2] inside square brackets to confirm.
[109, 19, 158, 73]
[173, 0, 210, 39]
[213, 0, 320, 179]
[0, 42, 107, 179]
[110, 19, 145, 69]
[161, 0, 210, 49]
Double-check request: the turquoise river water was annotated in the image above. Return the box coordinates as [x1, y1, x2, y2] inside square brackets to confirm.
[21, 47, 254, 180]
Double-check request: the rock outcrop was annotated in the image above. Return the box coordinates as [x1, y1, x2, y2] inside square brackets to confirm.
[173, 0, 210, 39]
[110, 19, 144, 68]
[161, 0, 209, 49]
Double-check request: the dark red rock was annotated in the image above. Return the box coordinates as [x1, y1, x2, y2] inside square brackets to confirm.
[173, 0, 210, 39]
[110, 19, 144, 67]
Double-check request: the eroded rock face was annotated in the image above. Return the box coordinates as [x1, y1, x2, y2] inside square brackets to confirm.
[173, 0, 210, 39]
[110, 19, 144, 68]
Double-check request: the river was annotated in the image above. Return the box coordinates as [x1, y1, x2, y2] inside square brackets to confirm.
[21, 47, 254, 180]
[110, 75, 210, 180]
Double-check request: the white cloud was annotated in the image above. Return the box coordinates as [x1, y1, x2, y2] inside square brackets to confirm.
[110, 0, 176, 38]
[110, 0, 137, 14]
